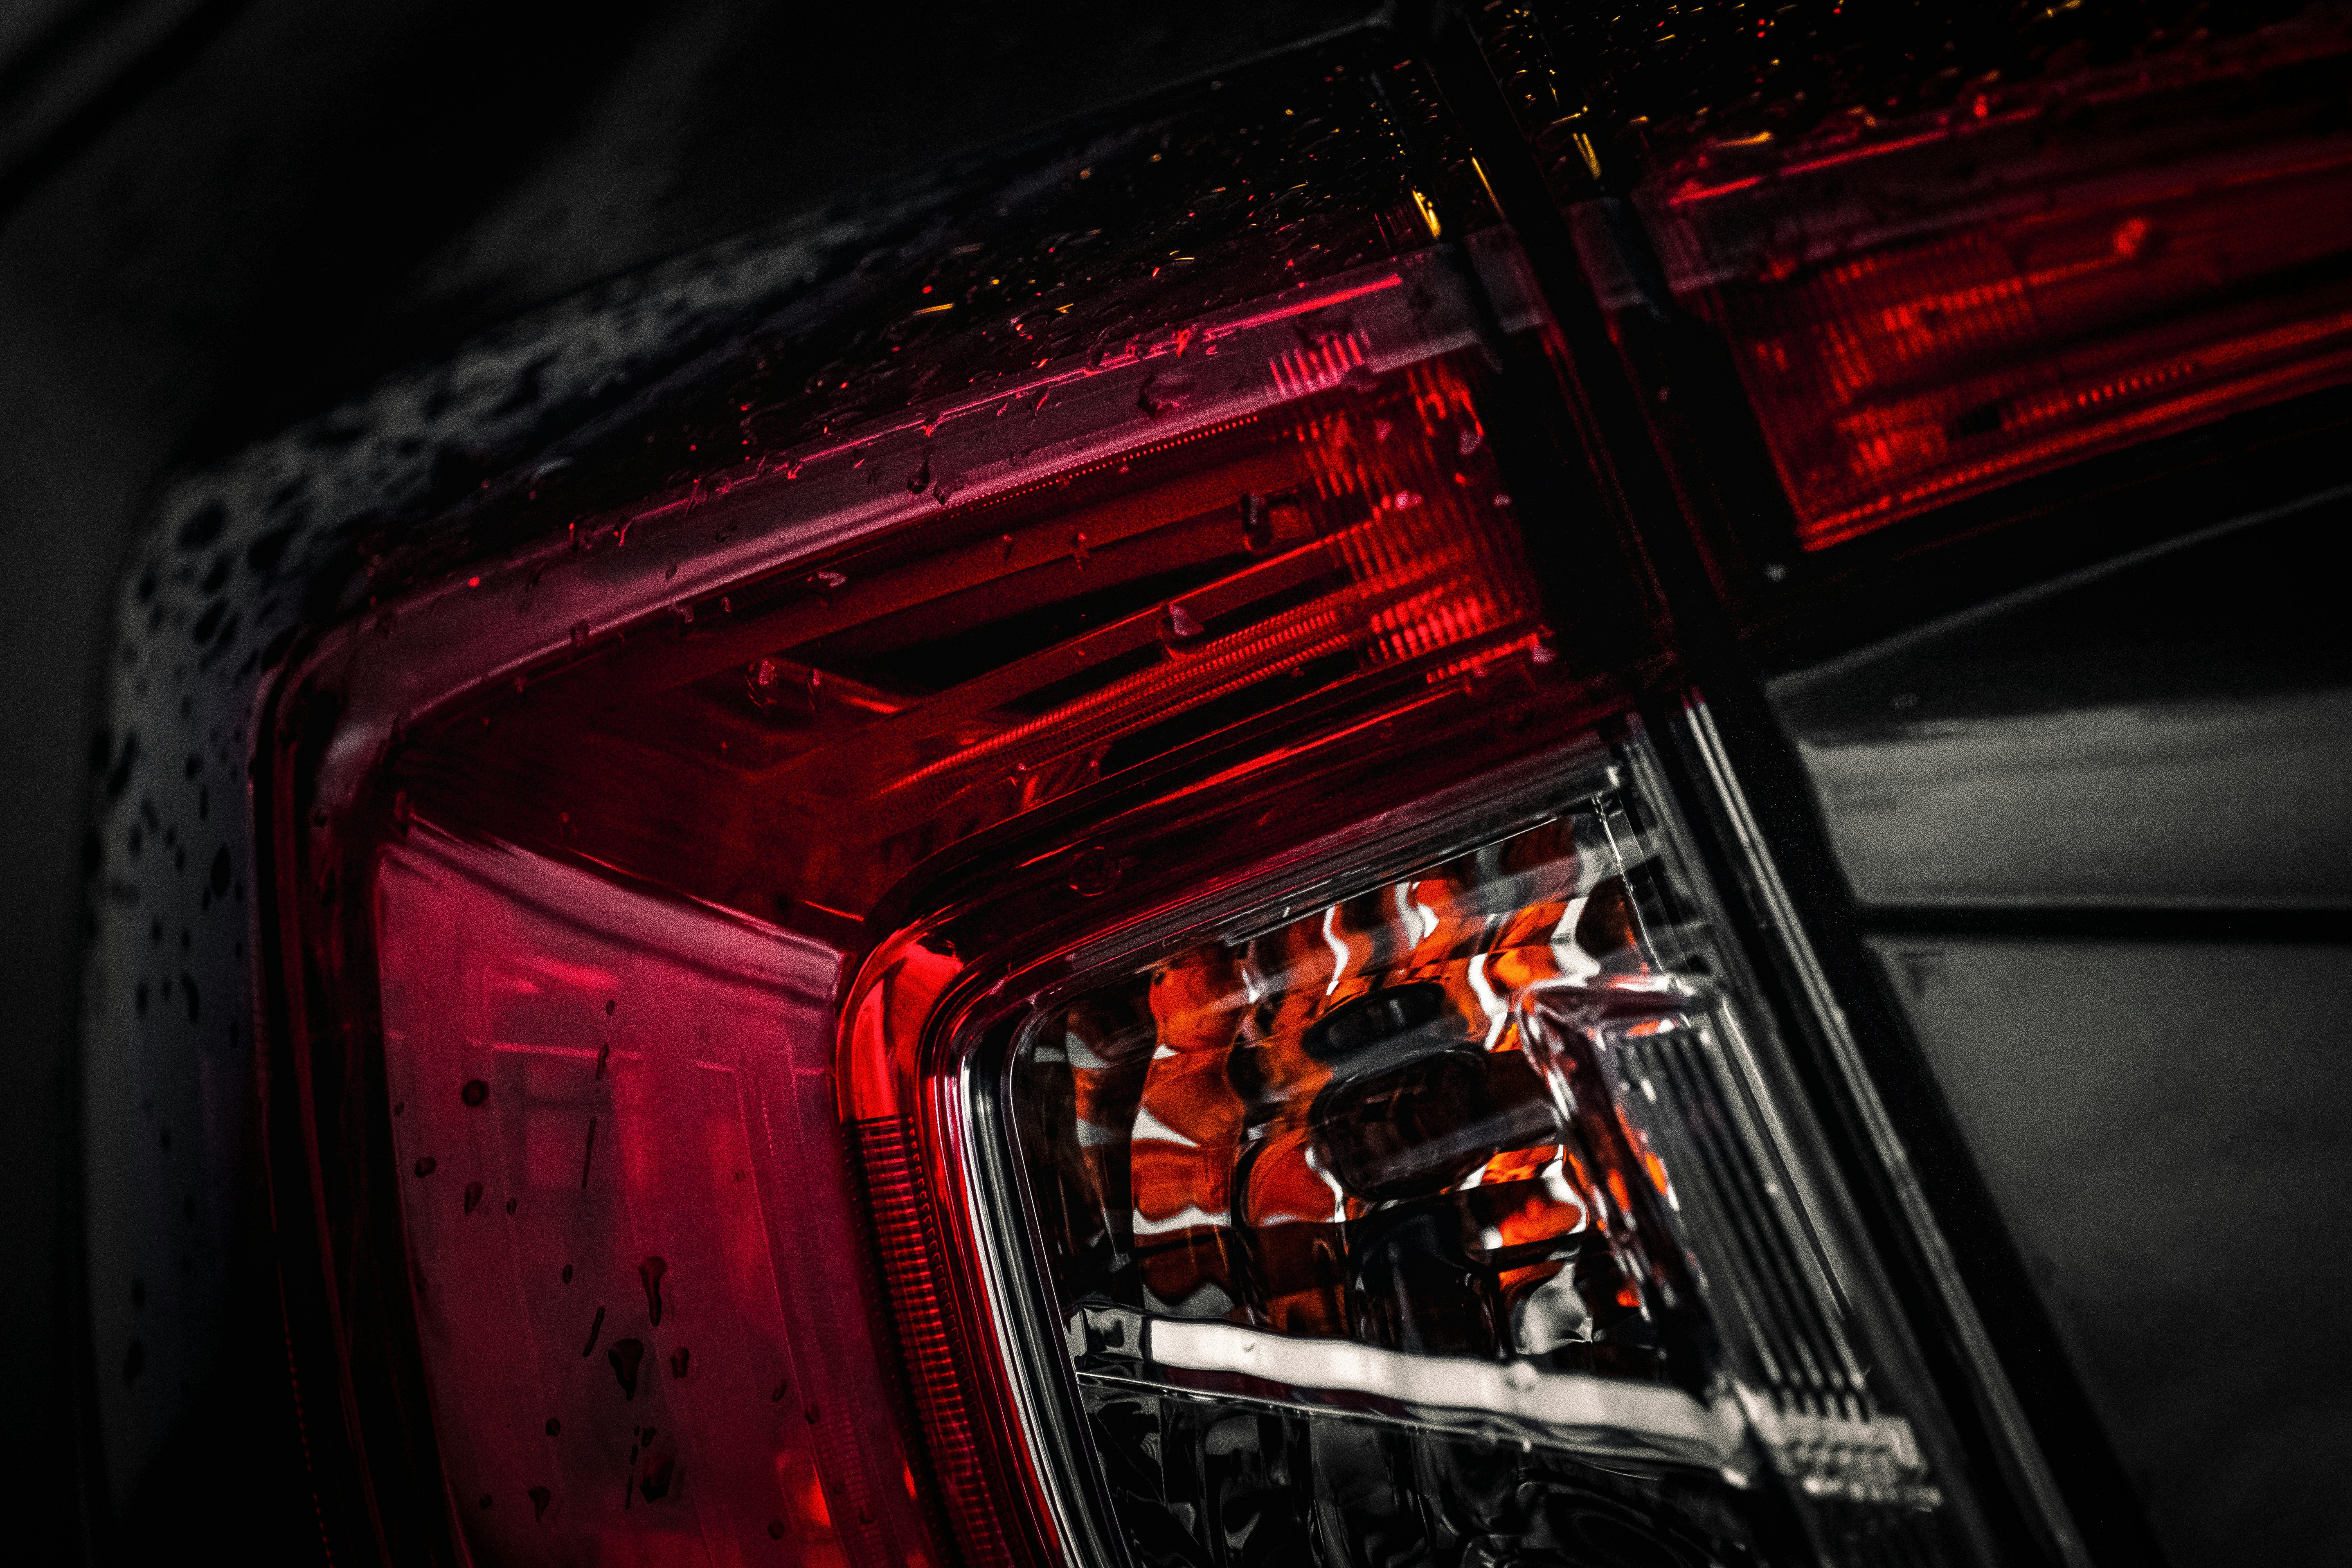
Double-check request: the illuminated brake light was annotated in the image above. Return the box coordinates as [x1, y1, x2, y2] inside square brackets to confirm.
[1632, 9, 2352, 548]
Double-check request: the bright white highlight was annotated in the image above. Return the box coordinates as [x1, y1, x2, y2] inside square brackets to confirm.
[1148, 1319, 1741, 1466]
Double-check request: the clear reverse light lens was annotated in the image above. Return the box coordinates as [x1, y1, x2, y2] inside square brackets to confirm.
[1002, 733, 1952, 1566]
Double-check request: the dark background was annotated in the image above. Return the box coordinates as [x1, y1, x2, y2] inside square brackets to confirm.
[0, 3, 1366, 1557]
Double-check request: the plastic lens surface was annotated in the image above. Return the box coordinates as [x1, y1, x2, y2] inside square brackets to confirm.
[400, 254, 1550, 929]
[373, 825, 939, 1568]
[1002, 740, 1950, 1565]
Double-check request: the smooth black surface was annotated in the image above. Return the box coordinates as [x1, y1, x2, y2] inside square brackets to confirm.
[1772, 489, 2352, 911]
[1774, 486, 2352, 1566]
[1868, 936, 2352, 1566]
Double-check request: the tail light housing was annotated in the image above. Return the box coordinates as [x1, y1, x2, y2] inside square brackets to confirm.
[248, 34, 2034, 1568]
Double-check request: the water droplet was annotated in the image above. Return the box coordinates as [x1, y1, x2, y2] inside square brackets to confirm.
[670, 1346, 691, 1379]
[906, 453, 932, 494]
[505, 1197, 517, 1215]
[414, 1156, 437, 1178]
[609, 1338, 645, 1399]
[1388, 490, 1423, 510]
[461, 1078, 488, 1106]
[529, 1486, 552, 1522]
[1240, 493, 1275, 553]
[639, 1454, 675, 1502]
[1137, 371, 1194, 418]
[1069, 531, 1089, 566]
[479, 1493, 492, 1509]
[545, 1417, 560, 1436]
[638, 1256, 667, 1326]
[569, 621, 590, 649]
[604, 998, 616, 1016]
[769, 1519, 788, 1540]
[770, 1378, 788, 1402]
[560, 1263, 573, 1284]
[582, 1305, 605, 1355]
[1341, 364, 1381, 395]
[1157, 602, 1206, 652]
[1457, 425, 1484, 456]
[463, 1180, 484, 1215]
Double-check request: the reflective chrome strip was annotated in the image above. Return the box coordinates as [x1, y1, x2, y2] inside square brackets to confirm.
[1147, 1317, 1744, 1469]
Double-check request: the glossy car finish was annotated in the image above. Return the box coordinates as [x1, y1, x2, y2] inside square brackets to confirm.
[10, 4, 2350, 1565]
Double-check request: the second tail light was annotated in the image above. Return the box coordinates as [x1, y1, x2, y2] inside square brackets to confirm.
[1630, 4, 2352, 549]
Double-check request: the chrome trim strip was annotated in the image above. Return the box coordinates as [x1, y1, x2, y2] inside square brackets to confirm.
[1144, 1317, 1747, 1472]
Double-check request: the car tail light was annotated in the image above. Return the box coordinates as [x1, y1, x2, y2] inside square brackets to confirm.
[270, 230, 1679, 1563]
[1627, 7, 2352, 549]
[261, 74, 2008, 1568]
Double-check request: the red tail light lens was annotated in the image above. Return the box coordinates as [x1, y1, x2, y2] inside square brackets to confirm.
[372, 825, 939, 1565]
[273, 229, 1627, 1567]
[1632, 9, 2352, 548]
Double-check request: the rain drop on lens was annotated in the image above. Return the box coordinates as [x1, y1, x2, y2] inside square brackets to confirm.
[1240, 492, 1274, 553]
[1157, 601, 1207, 652]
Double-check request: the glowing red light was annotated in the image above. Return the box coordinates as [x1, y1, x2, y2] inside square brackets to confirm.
[1636, 13, 2352, 547]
